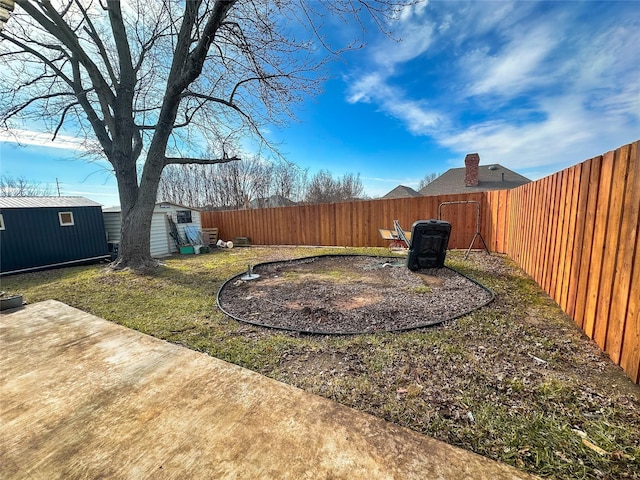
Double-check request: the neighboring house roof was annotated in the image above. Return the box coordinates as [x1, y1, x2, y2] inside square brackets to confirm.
[381, 185, 422, 199]
[419, 164, 531, 196]
[0, 196, 102, 209]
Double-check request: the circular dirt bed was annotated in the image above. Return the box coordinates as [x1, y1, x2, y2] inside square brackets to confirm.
[217, 255, 493, 334]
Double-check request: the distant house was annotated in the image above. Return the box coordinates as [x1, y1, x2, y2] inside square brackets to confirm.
[102, 202, 202, 257]
[381, 185, 422, 200]
[419, 154, 531, 196]
[0, 196, 109, 275]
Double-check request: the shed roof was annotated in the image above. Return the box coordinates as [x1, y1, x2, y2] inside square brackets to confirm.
[419, 164, 530, 196]
[381, 185, 422, 199]
[0, 196, 102, 209]
[102, 202, 201, 213]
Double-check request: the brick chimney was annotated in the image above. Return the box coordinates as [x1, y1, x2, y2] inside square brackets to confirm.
[464, 153, 480, 187]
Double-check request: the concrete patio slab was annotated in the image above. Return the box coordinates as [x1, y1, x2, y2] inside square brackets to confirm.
[1, 300, 538, 479]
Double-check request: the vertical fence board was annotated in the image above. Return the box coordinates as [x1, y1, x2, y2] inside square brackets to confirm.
[573, 156, 603, 329]
[620, 242, 640, 383]
[547, 170, 567, 298]
[594, 145, 630, 349]
[566, 161, 589, 319]
[534, 176, 548, 287]
[457, 200, 468, 249]
[522, 182, 535, 279]
[509, 185, 534, 270]
[351, 201, 362, 247]
[555, 167, 573, 309]
[491, 191, 501, 251]
[489, 191, 499, 252]
[517, 187, 525, 257]
[480, 192, 492, 249]
[492, 191, 501, 252]
[505, 188, 517, 260]
[463, 197, 474, 249]
[583, 150, 615, 341]
[499, 190, 507, 253]
[504, 189, 511, 253]
[265, 208, 274, 244]
[532, 177, 546, 285]
[268, 207, 278, 244]
[551, 172, 566, 295]
[606, 142, 638, 363]
[528, 180, 542, 284]
[464, 196, 476, 250]
[483, 192, 493, 250]
[539, 177, 554, 286]
[541, 175, 557, 292]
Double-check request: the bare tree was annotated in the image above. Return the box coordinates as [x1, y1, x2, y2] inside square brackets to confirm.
[1, 0, 410, 270]
[305, 169, 364, 204]
[340, 172, 365, 200]
[418, 172, 439, 190]
[0, 175, 54, 196]
[158, 156, 309, 209]
[270, 159, 308, 204]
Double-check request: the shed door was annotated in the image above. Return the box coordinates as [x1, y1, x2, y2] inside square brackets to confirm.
[150, 213, 171, 257]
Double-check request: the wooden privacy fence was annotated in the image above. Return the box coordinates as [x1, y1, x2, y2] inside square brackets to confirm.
[201, 140, 639, 383]
[503, 141, 639, 384]
[201, 192, 495, 251]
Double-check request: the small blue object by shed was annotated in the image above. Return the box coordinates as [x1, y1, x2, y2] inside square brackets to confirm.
[0, 196, 110, 275]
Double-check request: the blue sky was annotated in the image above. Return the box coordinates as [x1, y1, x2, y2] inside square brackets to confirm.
[1, 0, 638, 206]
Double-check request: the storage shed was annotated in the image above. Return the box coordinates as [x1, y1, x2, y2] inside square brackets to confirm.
[102, 202, 202, 257]
[0, 197, 110, 275]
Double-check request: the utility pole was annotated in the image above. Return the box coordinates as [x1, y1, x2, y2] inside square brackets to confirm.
[56, 178, 61, 196]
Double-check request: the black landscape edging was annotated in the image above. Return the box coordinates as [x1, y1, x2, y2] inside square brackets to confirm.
[216, 254, 495, 335]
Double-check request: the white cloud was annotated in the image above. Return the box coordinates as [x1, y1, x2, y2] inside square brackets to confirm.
[346, 73, 386, 104]
[344, 1, 639, 177]
[437, 95, 637, 173]
[397, 1, 429, 23]
[372, 21, 435, 68]
[387, 98, 442, 134]
[465, 25, 558, 97]
[347, 75, 443, 135]
[0, 129, 88, 151]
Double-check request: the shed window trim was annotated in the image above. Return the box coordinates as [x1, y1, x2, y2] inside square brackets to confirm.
[58, 211, 75, 226]
[0, 213, 4, 230]
[176, 210, 192, 224]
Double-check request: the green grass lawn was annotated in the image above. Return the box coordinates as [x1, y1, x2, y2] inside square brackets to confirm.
[2, 246, 639, 479]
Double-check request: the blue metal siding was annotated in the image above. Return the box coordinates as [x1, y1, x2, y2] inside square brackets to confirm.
[0, 206, 109, 273]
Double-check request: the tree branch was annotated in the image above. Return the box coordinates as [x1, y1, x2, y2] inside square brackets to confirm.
[16, 0, 117, 130]
[229, 74, 287, 103]
[106, 0, 135, 91]
[181, 90, 249, 119]
[4, 91, 74, 122]
[74, 0, 118, 86]
[17, 1, 116, 102]
[0, 32, 73, 85]
[53, 101, 80, 140]
[69, 53, 113, 153]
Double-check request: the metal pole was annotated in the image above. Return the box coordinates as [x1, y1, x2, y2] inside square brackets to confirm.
[438, 200, 490, 259]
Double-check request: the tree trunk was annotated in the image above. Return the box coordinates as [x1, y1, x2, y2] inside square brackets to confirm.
[110, 152, 162, 271]
[116, 201, 156, 270]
